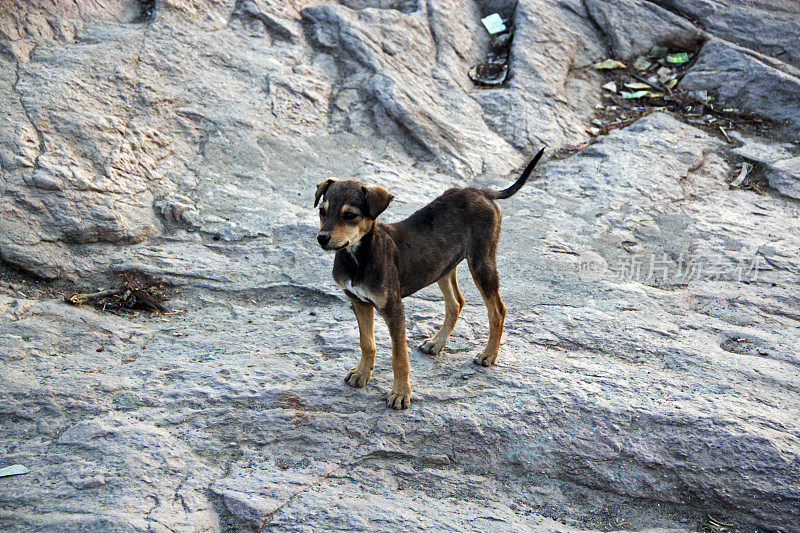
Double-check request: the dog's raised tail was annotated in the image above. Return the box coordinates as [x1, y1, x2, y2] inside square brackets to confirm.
[490, 147, 545, 200]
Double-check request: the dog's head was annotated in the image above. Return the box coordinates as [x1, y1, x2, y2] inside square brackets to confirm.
[314, 178, 394, 251]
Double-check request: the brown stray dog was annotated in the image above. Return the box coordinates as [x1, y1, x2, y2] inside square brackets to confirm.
[314, 148, 545, 409]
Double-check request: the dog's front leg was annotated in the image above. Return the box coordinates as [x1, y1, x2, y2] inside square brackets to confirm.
[381, 298, 412, 409]
[345, 298, 375, 388]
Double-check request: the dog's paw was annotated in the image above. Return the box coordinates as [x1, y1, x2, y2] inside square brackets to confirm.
[419, 338, 445, 355]
[387, 384, 412, 410]
[473, 351, 498, 367]
[344, 368, 371, 388]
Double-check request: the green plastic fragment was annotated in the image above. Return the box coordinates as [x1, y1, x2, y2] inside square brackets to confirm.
[666, 52, 689, 64]
[620, 90, 650, 99]
[593, 59, 626, 70]
[633, 56, 652, 70]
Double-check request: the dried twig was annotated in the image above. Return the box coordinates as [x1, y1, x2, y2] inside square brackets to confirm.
[700, 514, 736, 533]
[630, 73, 668, 94]
[66, 288, 124, 306]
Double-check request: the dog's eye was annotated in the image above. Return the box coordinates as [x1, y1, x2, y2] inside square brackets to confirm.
[319, 208, 326, 217]
[341, 212, 359, 221]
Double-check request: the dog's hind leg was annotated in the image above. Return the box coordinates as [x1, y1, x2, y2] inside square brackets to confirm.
[345, 298, 375, 388]
[468, 243, 506, 367]
[420, 268, 465, 355]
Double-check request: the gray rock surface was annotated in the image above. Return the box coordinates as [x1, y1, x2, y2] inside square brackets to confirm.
[584, 0, 702, 59]
[681, 38, 800, 135]
[652, 0, 800, 69]
[587, 0, 800, 137]
[1, 1, 800, 532]
[733, 134, 800, 200]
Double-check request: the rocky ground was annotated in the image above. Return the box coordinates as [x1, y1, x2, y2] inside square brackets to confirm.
[1, 1, 799, 531]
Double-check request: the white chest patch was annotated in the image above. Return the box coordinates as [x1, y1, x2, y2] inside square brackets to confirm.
[336, 277, 373, 304]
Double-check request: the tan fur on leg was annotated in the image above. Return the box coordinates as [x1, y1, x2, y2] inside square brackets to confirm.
[382, 298, 411, 409]
[474, 290, 505, 366]
[468, 260, 506, 367]
[345, 298, 375, 388]
[420, 269, 465, 355]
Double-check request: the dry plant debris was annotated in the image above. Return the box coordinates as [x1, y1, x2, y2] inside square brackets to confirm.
[65, 272, 170, 315]
[700, 514, 737, 533]
[586, 46, 776, 145]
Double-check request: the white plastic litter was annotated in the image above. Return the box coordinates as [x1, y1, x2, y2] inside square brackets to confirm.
[0, 464, 29, 478]
[481, 13, 506, 34]
[730, 162, 752, 187]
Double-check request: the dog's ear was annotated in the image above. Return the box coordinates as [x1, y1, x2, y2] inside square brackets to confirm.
[362, 185, 394, 219]
[314, 178, 338, 207]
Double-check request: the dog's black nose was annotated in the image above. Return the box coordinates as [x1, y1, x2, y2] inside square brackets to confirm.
[317, 234, 330, 247]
